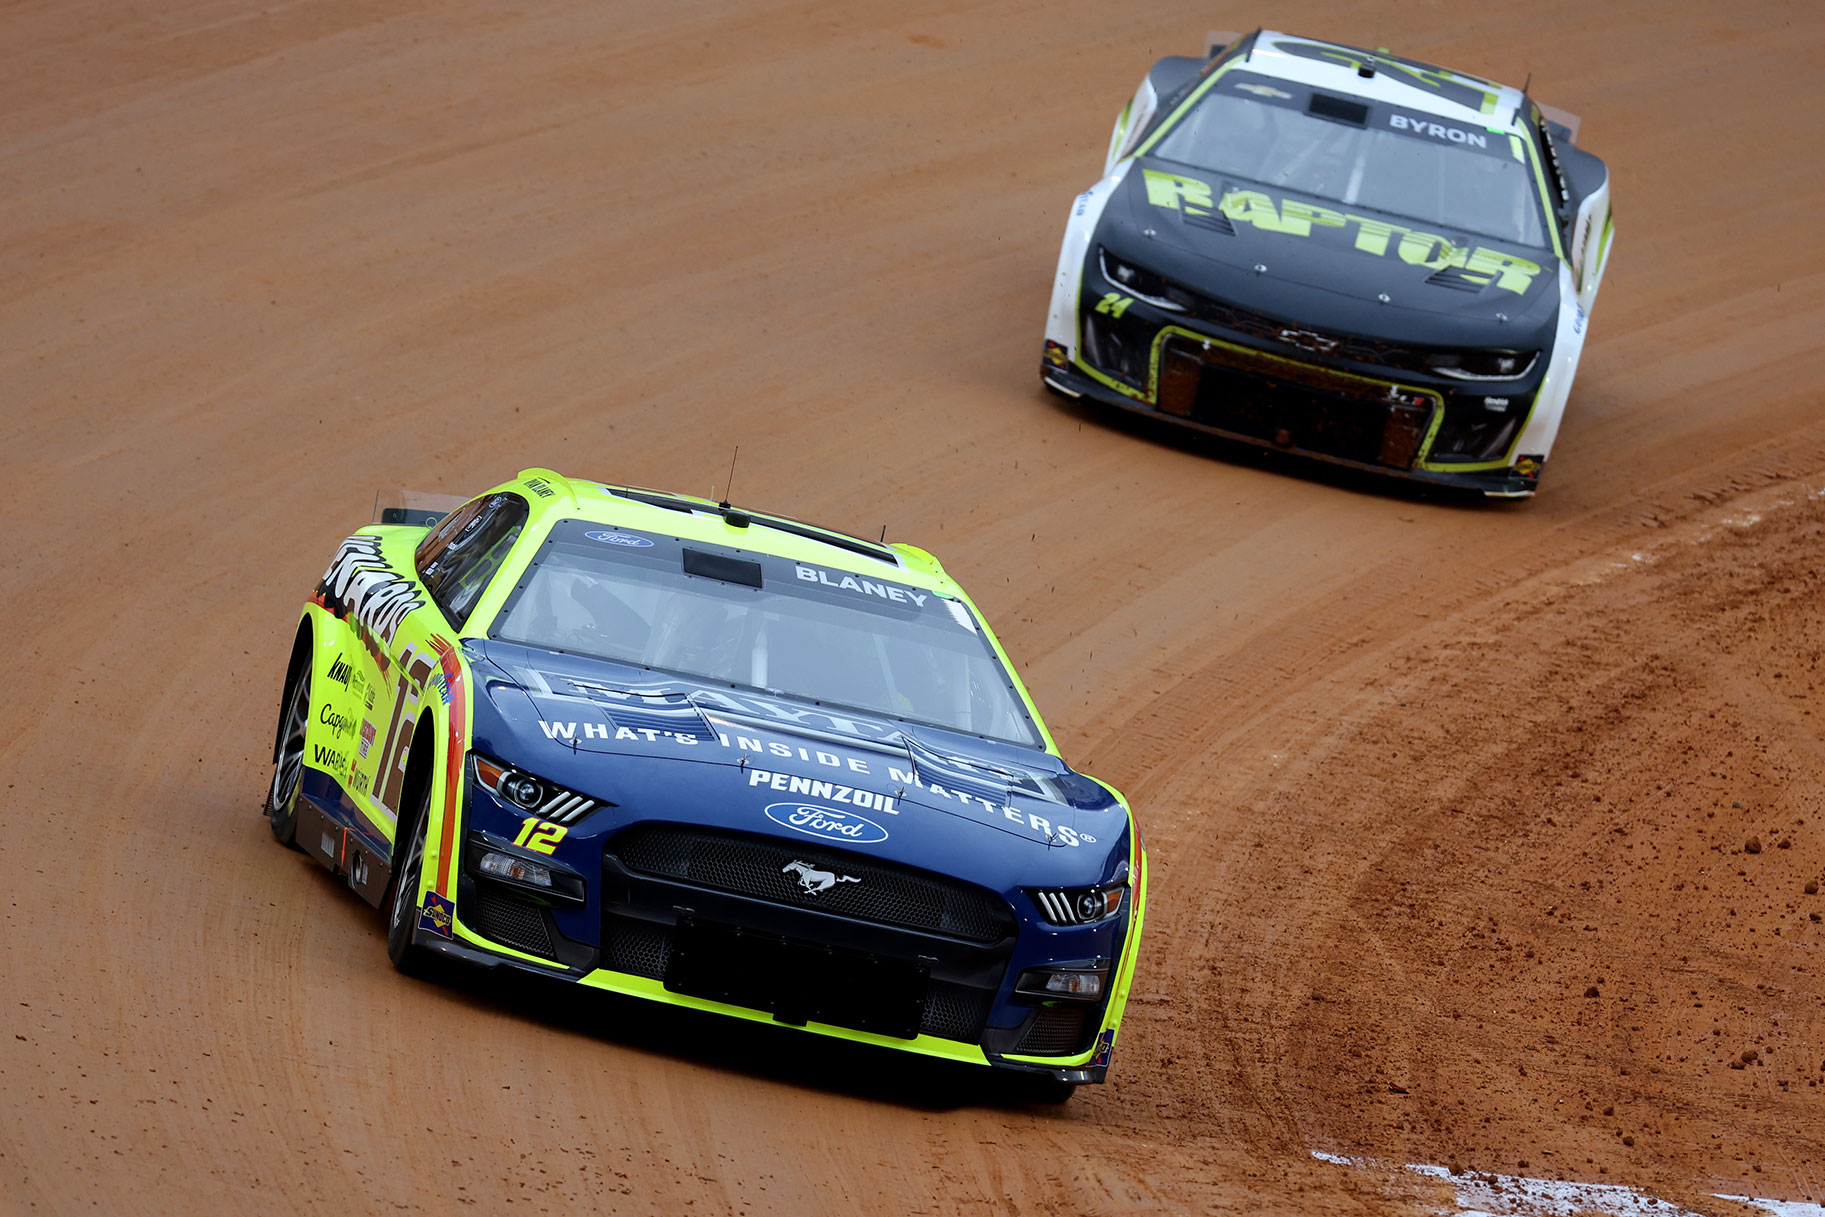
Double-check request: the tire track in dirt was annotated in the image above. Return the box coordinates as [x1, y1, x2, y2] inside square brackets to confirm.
[3, 1, 1825, 1213]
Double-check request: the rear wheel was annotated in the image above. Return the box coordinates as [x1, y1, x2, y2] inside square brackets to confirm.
[267, 650, 311, 848]
[384, 766, 435, 975]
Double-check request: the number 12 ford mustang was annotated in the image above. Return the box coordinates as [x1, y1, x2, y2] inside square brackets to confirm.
[1043, 29, 1614, 496]
[266, 470, 1146, 1096]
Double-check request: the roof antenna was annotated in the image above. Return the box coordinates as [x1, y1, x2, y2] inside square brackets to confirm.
[1522, 70, 1532, 94]
[718, 445, 739, 509]
[879, 524, 887, 544]
[717, 446, 750, 528]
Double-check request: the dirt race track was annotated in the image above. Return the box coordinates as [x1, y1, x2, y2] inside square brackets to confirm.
[4, 1, 1825, 1213]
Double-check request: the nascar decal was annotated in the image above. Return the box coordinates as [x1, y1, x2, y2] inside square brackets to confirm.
[1141, 170, 1543, 294]
[316, 536, 425, 649]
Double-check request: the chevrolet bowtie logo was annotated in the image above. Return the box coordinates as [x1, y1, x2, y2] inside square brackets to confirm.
[1277, 327, 1339, 353]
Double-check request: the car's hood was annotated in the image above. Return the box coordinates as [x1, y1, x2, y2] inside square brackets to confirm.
[463, 640, 1130, 886]
[1102, 158, 1561, 345]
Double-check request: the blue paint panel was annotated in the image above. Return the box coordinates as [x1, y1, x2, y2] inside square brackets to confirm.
[300, 767, 394, 859]
[456, 640, 1136, 1036]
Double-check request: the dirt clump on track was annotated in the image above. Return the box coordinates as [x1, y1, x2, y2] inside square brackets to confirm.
[3, 1, 1825, 1214]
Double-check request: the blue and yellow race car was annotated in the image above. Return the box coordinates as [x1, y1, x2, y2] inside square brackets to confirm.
[266, 469, 1146, 1096]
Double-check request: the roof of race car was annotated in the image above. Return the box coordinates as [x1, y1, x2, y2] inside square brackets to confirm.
[1233, 30, 1526, 131]
[493, 469, 961, 597]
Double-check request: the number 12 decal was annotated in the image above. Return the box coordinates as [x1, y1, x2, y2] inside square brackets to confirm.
[513, 818, 568, 854]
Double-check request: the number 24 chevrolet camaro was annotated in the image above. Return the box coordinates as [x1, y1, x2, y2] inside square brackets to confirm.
[266, 469, 1146, 1097]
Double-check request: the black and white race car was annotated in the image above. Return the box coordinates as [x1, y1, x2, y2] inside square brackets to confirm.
[1042, 30, 1613, 496]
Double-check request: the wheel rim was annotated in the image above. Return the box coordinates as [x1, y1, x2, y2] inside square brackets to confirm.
[270, 665, 310, 814]
[390, 804, 428, 932]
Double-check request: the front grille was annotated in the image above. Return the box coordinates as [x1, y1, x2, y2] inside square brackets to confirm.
[604, 915, 671, 978]
[610, 826, 1016, 943]
[923, 981, 995, 1041]
[601, 914, 995, 1042]
[472, 890, 556, 959]
[1016, 1007, 1093, 1056]
[1157, 336, 1434, 470]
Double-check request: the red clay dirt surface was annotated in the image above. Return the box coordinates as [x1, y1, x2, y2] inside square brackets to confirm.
[3, 1, 1824, 1213]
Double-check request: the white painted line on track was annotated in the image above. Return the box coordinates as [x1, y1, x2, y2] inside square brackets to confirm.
[1311, 1151, 1825, 1217]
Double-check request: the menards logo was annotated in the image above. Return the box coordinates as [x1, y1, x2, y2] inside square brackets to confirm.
[1142, 169, 1543, 295]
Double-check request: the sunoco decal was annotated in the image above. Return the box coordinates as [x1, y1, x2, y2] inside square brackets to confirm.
[417, 891, 454, 938]
[764, 802, 889, 844]
[1141, 169, 1543, 295]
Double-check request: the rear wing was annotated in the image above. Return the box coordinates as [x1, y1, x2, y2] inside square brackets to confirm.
[1535, 99, 1582, 143]
[372, 489, 465, 529]
[1205, 29, 1241, 58]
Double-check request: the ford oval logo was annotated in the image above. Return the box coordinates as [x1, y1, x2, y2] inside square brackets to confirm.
[763, 802, 889, 844]
[584, 530, 654, 548]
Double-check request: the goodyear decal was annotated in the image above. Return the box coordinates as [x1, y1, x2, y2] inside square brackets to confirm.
[1140, 169, 1543, 295]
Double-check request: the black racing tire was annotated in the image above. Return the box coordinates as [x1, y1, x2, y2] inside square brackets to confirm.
[383, 755, 436, 976]
[267, 646, 311, 849]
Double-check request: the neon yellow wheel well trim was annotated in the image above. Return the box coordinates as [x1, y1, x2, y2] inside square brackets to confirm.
[577, 971, 993, 1065]
[451, 914, 570, 969]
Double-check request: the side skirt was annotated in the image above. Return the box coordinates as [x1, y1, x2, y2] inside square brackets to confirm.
[296, 771, 394, 907]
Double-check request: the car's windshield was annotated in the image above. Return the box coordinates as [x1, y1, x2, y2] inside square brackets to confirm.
[491, 520, 1042, 746]
[1153, 85, 1548, 248]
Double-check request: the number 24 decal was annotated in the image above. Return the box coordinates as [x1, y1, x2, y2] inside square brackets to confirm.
[512, 818, 568, 854]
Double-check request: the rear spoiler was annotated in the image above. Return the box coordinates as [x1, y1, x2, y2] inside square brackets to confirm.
[373, 489, 465, 529]
[1205, 28, 1242, 58]
[1535, 99, 1582, 143]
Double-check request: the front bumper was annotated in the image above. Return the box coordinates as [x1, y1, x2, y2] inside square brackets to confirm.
[1045, 301, 1547, 498]
[414, 823, 1145, 1087]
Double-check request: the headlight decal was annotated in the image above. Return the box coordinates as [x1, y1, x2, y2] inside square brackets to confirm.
[470, 754, 600, 826]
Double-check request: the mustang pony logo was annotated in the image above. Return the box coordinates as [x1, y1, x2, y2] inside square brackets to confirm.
[781, 860, 861, 897]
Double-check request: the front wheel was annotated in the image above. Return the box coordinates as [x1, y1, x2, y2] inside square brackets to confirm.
[267, 649, 311, 848]
[384, 775, 436, 975]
